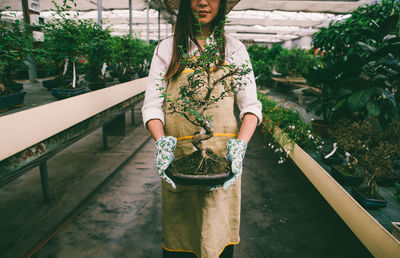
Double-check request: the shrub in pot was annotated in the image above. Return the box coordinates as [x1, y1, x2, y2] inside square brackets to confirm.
[0, 7, 31, 111]
[110, 35, 155, 83]
[42, 0, 87, 99]
[162, 29, 252, 185]
[331, 118, 400, 208]
[0, 7, 33, 93]
[82, 21, 113, 91]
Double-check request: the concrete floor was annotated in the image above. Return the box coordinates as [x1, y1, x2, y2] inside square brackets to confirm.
[0, 80, 371, 257]
[2, 129, 370, 258]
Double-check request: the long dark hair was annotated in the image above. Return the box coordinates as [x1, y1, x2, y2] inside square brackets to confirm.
[164, 0, 227, 79]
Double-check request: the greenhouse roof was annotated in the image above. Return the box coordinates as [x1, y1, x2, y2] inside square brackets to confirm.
[1, 0, 378, 47]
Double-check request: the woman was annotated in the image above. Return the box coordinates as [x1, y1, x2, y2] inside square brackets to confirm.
[142, 0, 262, 257]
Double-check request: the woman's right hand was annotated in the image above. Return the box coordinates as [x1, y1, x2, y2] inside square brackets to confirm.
[155, 136, 177, 189]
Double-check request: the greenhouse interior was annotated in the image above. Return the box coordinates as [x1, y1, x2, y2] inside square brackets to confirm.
[0, 0, 399, 257]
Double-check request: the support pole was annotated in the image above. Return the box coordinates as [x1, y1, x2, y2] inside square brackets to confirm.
[129, 0, 133, 35]
[146, 0, 150, 42]
[98, 0, 102, 27]
[158, 8, 161, 41]
[39, 161, 50, 203]
[131, 104, 135, 125]
[21, 0, 38, 82]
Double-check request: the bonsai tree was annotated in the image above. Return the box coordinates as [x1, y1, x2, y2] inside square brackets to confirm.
[162, 30, 252, 174]
[0, 7, 33, 88]
[42, 0, 86, 88]
[331, 118, 400, 198]
[110, 35, 155, 82]
[82, 21, 113, 85]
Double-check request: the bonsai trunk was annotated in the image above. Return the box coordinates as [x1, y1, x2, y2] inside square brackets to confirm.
[367, 175, 378, 197]
[191, 111, 215, 172]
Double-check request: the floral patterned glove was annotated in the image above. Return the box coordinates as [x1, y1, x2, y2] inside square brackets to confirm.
[223, 139, 247, 190]
[155, 136, 177, 189]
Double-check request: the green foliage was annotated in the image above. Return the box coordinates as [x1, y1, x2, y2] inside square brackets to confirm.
[312, 0, 399, 61]
[0, 7, 33, 83]
[110, 35, 155, 79]
[306, 0, 400, 125]
[82, 21, 113, 82]
[247, 43, 284, 87]
[259, 94, 321, 163]
[162, 24, 251, 151]
[274, 47, 321, 78]
[395, 183, 400, 201]
[41, 0, 86, 79]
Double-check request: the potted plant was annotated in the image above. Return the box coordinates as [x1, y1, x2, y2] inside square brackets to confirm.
[0, 7, 33, 92]
[331, 118, 400, 208]
[0, 6, 31, 111]
[162, 30, 252, 185]
[330, 153, 364, 186]
[0, 83, 26, 112]
[41, 0, 87, 99]
[82, 21, 113, 91]
[110, 35, 154, 83]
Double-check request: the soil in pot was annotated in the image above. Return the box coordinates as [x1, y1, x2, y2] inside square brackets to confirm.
[331, 164, 363, 186]
[351, 186, 387, 209]
[0, 85, 26, 112]
[166, 148, 232, 186]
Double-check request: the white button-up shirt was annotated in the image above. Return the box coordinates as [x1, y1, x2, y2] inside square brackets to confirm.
[142, 34, 262, 127]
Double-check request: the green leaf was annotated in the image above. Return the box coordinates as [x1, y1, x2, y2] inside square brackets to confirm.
[366, 102, 380, 117]
[357, 42, 376, 53]
[347, 89, 371, 112]
[380, 88, 396, 106]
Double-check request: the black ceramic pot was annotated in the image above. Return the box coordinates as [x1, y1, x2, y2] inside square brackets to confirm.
[51, 87, 87, 100]
[0, 91, 26, 112]
[330, 164, 363, 186]
[351, 187, 387, 209]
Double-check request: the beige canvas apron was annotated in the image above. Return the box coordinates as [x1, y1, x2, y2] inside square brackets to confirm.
[162, 66, 241, 258]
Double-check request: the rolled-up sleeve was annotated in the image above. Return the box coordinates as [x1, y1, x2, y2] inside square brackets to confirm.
[141, 39, 171, 127]
[229, 41, 263, 125]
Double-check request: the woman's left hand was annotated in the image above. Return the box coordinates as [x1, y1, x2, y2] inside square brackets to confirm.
[223, 139, 247, 190]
